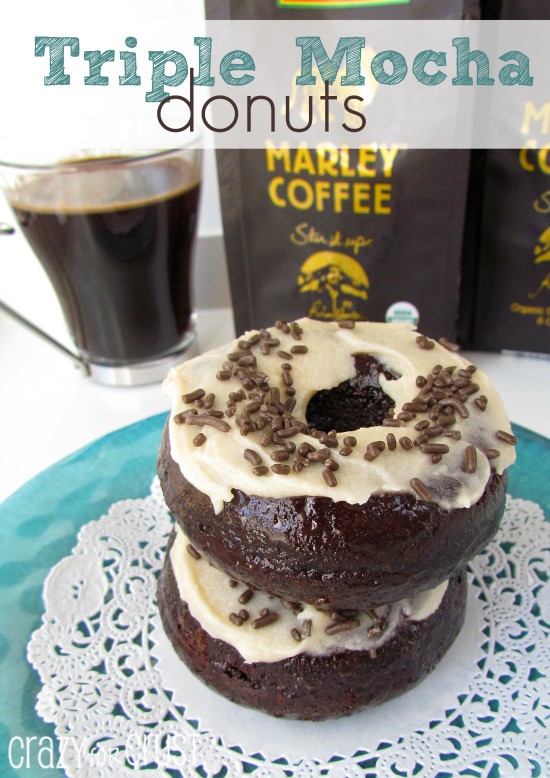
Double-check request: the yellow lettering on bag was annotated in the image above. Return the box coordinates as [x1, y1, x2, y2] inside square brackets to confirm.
[293, 146, 317, 175]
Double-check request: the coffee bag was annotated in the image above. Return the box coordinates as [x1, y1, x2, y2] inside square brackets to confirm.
[468, 1, 550, 355]
[207, 0, 478, 340]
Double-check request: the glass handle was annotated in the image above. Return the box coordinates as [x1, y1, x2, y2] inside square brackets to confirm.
[0, 223, 90, 373]
[0, 298, 90, 373]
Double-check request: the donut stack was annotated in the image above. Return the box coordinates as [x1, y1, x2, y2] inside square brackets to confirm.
[157, 318, 516, 720]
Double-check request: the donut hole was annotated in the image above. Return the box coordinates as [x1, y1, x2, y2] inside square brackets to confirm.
[305, 353, 399, 433]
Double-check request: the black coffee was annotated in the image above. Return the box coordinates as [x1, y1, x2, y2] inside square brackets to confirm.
[10, 155, 200, 364]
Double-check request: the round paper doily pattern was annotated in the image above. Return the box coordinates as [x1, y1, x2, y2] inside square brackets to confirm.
[27, 479, 549, 777]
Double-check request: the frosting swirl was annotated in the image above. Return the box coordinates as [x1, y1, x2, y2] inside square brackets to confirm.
[170, 525, 449, 664]
[164, 319, 516, 513]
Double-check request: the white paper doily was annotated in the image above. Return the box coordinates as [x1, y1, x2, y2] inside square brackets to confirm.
[27, 480, 550, 777]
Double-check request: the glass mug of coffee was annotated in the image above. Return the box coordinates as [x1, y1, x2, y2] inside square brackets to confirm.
[0, 145, 201, 385]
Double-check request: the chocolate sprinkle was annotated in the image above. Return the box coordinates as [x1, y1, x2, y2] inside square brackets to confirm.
[307, 448, 331, 463]
[397, 411, 415, 422]
[419, 443, 450, 455]
[337, 320, 356, 329]
[253, 465, 269, 476]
[474, 396, 488, 411]
[495, 430, 518, 446]
[271, 463, 291, 475]
[439, 337, 460, 352]
[364, 441, 386, 461]
[403, 402, 428, 413]
[260, 429, 273, 447]
[325, 618, 360, 635]
[244, 448, 262, 467]
[238, 589, 254, 605]
[464, 445, 477, 473]
[173, 409, 198, 424]
[426, 425, 445, 438]
[438, 415, 457, 428]
[277, 426, 301, 439]
[382, 418, 405, 427]
[439, 398, 469, 419]
[203, 393, 215, 410]
[271, 449, 290, 463]
[399, 436, 413, 450]
[416, 336, 435, 350]
[193, 433, 206, 447]
[239, 422, 254, 436]
[414, 434, 429, 447]
[186, 543, 201, 560]
[410, 477, 433, 501]
[185, 415, 232, 432]
[386, 432, 397, 451]
[444, 430, 462, 441]
[252, 611, 279, 629]
[322, 468, 337, 487]
[245, 400, 262, 414]
[291, 627, 302, 642]
[182, 388, 205, 403]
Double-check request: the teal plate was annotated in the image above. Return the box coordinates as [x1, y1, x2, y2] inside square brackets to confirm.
[0, 417, 547, 777]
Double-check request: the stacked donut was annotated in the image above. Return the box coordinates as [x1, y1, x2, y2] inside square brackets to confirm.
[157, 318, 516, 720]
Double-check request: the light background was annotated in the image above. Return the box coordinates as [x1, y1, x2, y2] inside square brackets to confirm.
[0, 2, 225, 351]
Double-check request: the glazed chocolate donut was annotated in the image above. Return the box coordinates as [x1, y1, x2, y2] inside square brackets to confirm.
[159, 319, 516, 610]
[158, 426, 506, 608]
[157, 528, 468, 721]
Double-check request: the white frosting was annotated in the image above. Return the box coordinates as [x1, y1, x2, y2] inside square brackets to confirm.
[170, 525, 449, 664]
[164, 319, 516, 513]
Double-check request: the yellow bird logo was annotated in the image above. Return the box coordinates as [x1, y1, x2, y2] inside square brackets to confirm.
[534, 226, 550, 263]
[298, 250, 369, 320]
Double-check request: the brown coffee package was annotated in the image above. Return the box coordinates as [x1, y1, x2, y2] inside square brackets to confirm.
[481, 0, 548, 19]
[207, 1, 478, 341]
[469, 150, 550, 356]
[467, 1, 550, 355]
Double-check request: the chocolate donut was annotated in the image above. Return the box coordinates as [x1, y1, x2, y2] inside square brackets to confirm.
[157, 528, 468, 721]
[159, 319, 516, 610]
[158, 426, 505, 608]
